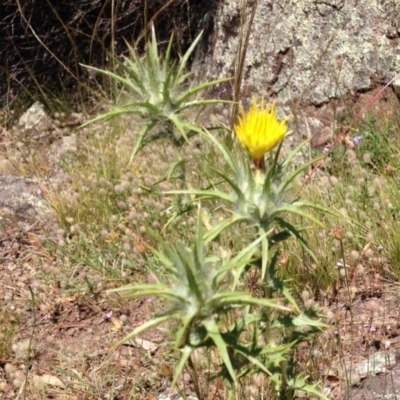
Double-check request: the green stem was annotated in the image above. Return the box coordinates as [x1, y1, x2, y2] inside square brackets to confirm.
[261, 239, 273, 343]
[280, 359, 293, 400]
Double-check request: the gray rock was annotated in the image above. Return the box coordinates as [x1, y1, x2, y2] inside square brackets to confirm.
[196, 0, 400, 106]
[392, 76, 400, 100]
[0, 174, 51, 232]
[48, 135, 78, 166]
[158, 392, 198, 400]
[355, 351, 397, 378]
[17, 101, 52, 139]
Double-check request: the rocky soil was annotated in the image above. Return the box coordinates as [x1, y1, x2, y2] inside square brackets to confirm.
[1, 102, 400, 400]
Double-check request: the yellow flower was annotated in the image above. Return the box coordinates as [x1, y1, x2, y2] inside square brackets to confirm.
[235, 98, 289, 165]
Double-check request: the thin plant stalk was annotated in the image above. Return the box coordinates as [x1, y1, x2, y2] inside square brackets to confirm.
[230, 0, 259, 133]
[335, 332, 351, 400]
[188, 355, 203, 400]
[339, 238, 353, 399]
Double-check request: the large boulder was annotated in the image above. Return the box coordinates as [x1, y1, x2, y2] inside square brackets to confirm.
[195, 0, 400, 107]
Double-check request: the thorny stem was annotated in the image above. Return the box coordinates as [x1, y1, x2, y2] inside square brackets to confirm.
[258, 204, 293, 399]
[260, 227, 273, 341]
[280, 359, 294, 400]
[261, 236, 291, 400]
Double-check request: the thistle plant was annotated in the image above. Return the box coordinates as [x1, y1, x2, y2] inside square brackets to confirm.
[108, 208, 290, 396]
[189, 98, 330, 398]
[82, 26, 230, 164]
[109, 98, 330, 399]
[173, 99, 329, 278]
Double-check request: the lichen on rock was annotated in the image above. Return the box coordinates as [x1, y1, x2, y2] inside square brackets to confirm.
[194, 0, 400, 106]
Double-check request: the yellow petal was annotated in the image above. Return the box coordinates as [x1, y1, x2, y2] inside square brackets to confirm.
[235, 98, 289, 162]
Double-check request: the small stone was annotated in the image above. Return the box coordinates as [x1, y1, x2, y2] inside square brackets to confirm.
[14, 370, 25, 381]
[18, 102, 52, 137]
[0, 158, 13, 174]
[12, 379, 23, 389]
[311, 126, 333, 149]
[356, 351, 397, 377]
[0, 382, 8, 392]
[4, 363, 16, 376]
[12, 339, 31, 359]
[392, 76, 400, 99]
[32, 374, 65, 389]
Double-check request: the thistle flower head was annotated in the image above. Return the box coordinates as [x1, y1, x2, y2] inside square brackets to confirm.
[235, 98, 289, 166]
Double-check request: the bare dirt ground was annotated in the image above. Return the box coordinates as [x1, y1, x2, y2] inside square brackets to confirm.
[0, 212, 179, 399]
[0, 177, 185, 399]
